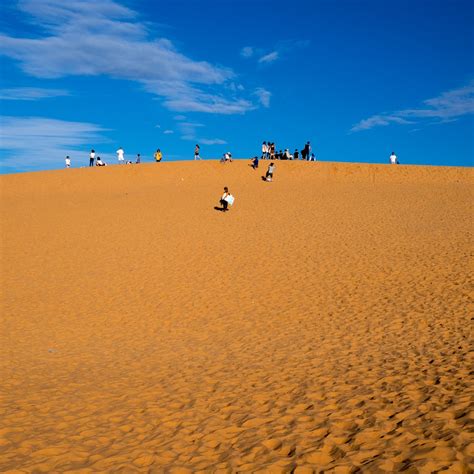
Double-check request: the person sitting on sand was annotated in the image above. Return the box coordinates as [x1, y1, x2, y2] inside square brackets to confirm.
[221, 152, 231, 163]
[389, 151, 398, 164]
[154, 149, 162, 162]
[96, 157, 106, 166]
[219, 187, 234, 212]
[252, 156, 259, 169]
[294, 149, 299, 160]
[266, 162, 275, 181]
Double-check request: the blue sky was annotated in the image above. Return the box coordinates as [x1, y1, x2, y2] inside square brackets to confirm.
[0, 0, 473, 173]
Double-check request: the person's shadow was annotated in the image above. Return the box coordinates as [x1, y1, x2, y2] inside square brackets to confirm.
[261, 176, 268, 182]
[214, 205, 227, 212]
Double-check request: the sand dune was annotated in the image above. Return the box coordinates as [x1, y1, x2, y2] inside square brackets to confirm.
[1, 160, 473, 472]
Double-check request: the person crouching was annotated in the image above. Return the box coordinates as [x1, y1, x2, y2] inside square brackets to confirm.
[219, 186, 234, 212]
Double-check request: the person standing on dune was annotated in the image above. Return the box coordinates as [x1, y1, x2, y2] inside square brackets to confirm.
[194, 144, 201, 160]
[116, 147, 125, 164]
[65, 156, 71, 168]
[154, 149, 162, 162]
[304, 141, 311, 161]
[389, 151, 399, 164]
[89, 149, 95, 167]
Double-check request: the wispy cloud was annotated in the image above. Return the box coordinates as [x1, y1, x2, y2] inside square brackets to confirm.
[258, 51, 279, 64]
[0, 87, 70, 101]
[0, 116, 109, 171]
[163, 129, 174, 134]
[240, 46, 254, 58]
[174, 121, 225, 145]
[350, 115, 413, 132]
[177, 121, 204, 139]
[146, 80, 254, 114]
[200, 138, 227, 145]
[252, 40, 310, 65]
[254, 88, 271, 108]
[0, 0, 256, 114]
[351, 81, 474, 132]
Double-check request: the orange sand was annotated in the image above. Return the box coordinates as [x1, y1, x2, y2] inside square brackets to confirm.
[1, 160, 473, 473]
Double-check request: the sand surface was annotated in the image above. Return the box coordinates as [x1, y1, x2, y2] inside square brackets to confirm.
[1, 160, 473, 473]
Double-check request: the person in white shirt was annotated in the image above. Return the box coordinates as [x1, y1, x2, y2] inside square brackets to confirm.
[65, 156, 71, 168]
[266, 162, 275, 181]
[219, 186, 234, 212]
[262, 141, 268, 159]
[284, 149, 293, 160]
[116, 147, 125, 164]
[389, 151, 398, 164]
[89, 149, 95, 167]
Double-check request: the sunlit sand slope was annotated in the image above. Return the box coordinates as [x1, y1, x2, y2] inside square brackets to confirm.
[1, 161, 473, 472]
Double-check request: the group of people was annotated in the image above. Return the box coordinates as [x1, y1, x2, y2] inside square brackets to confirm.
[220, 152, 233, 163]
[261, 141, 315, 161]
[86, 149, 106, 166]
[217, 160, 275, 212]
[64, 143, 399, 171]
[64, 148, 164, 168]
[114, 147, 163, 165]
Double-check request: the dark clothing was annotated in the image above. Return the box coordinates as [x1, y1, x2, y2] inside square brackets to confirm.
[220, 199, 228, 211]
[304, 144, 310, 161]
[89, 158, 94, 167]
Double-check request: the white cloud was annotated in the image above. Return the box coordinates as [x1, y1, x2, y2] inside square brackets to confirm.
[163, 129, 174, 134]
[155, 124, 161, 128]
[173, 121, 225, 145]
[175, 121, 204, 140]
[351, 81, 474, 132]
[200, 138, 227, 145]
[247, 40, 309, 66]
[254, 88, 271, 108]
[0, 0, 255, 114]
[258, 51, 279, 64]
[0, 87, 70, 100]
[173, 115, 186, 121]
[0, 116, 109, 171]
[350, 115, 413, 132]
[241, 46, 254, 58]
